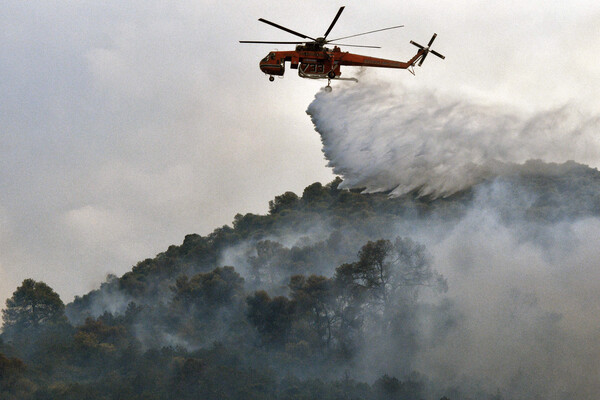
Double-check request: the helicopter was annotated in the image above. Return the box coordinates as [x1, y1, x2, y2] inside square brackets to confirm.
[240, 6, 444, 90]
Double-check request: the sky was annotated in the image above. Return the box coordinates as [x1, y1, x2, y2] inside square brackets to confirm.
[1, 0, 600, 305]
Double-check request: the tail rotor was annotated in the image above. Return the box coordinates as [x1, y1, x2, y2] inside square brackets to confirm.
[410, 33, 445, 66]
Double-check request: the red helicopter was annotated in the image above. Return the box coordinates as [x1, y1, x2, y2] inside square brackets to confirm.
[240, 6, 444, 90]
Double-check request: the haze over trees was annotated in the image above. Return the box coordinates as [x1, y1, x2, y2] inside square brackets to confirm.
[2, 161, 600, 399]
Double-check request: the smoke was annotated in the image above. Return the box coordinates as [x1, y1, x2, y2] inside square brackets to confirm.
[413, 183, 600, 399]
[307, 79, 600, 197]
[218, 218, 346, 285]
[322, 176, 600, 399]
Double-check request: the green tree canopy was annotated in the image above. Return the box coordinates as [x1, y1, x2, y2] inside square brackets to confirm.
[2, 279, 66, 339]
[246, 291, 295, 346]
[289, 275, 337, 349]
[268, 191, 299, 214]
[171, 266, 245, 310]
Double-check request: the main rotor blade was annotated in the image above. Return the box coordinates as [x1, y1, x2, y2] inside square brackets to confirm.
[427, 33, 437, 47]
[324, 6, 345, 38]
[328, 43, 381, 49]
[431, 49, 445, 59]
[329, 25, 404, 42]
[240, 40, 306, 44]
[258, 18, 316, 41]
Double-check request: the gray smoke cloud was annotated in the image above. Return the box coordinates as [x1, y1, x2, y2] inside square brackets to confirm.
[307, 79, 600, 197]
[415, 183, 600, 399]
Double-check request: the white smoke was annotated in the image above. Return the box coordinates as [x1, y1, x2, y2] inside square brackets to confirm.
[416, 183, 600, 399]
[307, 79, 600, 197]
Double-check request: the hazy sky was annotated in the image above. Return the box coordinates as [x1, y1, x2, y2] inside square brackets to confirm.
[1, 0, 599, 304]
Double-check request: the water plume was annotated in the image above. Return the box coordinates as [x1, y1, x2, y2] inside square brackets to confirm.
[307, 80, 600, 197]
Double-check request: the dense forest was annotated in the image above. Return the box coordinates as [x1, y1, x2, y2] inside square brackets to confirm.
[2, 160, 600, 400]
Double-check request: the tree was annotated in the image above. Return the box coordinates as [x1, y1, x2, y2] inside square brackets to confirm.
[289, 274, 366, 356]
[2, 279, 66, 340]
[0, 353, 32, 397]
[289, 275, 336, 349]
[335, 238, 446, 326]
[373, 374, 425, 400]
[74, 317, 128, 354]
[248, 240, 288, 286]
[168, 267, 247, 347]
[268, 191, 299, 214]
[246, 291, 295, 346]
[171, 266, 245, 310]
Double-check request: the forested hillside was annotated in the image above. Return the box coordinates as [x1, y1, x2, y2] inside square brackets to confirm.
[2, 160, 600, 400]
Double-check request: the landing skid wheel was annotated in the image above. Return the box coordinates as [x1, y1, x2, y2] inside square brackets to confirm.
[269, 76, 274, 82]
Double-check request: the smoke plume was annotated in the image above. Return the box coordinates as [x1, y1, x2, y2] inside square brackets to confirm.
[414, 182, 600, 399]
[307, 79, 600, 197]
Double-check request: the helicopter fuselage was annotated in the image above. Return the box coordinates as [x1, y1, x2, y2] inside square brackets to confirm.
[259, 45, 423, 80]
[242, 6, 444, 83]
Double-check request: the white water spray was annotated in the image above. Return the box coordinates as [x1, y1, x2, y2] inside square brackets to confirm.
[307, 80, 600, 197]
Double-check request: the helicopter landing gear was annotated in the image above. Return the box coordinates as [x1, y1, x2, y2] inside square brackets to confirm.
[269, 76, 274, 82]
[327, 71, 336, 79]
[324, 79, 332, 92]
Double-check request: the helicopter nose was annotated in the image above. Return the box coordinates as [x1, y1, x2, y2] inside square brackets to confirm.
[259, 58, 285, 76]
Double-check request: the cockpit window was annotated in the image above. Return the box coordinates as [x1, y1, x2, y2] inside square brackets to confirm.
[263, 53, 275, 63]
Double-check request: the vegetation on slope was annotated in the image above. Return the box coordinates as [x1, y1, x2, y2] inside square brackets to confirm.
[2, 161, 600, 400]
